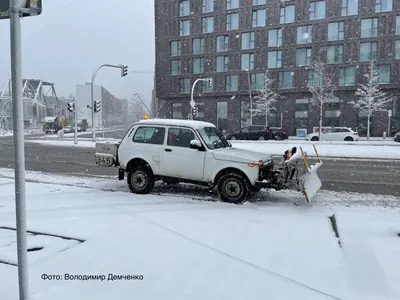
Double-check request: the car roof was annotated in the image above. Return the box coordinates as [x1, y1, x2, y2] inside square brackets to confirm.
[133, 118, 216, 130]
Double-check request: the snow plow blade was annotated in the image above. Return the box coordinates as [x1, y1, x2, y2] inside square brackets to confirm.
[283, 145, 322, 202]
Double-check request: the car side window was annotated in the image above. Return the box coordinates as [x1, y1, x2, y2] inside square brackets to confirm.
[241, 127, 249, 132]
[133, 126, 165, 145]
[167, 127, 195, 148]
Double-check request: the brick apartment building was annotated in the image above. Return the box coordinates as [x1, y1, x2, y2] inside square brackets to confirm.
[154, 0, 400, 136]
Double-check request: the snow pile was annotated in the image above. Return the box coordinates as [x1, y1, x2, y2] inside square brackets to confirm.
[231, 142, 400, 160]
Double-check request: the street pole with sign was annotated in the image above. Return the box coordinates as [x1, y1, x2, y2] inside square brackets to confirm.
[1, 1, 42, 299]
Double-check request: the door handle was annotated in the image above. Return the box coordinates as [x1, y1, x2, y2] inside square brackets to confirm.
[164, 149, 172, 152]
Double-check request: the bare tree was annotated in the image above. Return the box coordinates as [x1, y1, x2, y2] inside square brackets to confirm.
[308, 58, 339, 141]
[350, 60, 391, 140]
[130, 96, 145, 122]
[252, 70, 280, 127]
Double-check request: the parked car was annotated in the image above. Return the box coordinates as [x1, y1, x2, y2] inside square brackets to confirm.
[394, 132, 400, 143]
[306, 127, 359, 142]
[270, 127, 289, 140]
[225, 125, 274, 141]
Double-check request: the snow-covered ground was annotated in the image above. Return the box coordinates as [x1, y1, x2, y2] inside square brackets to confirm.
[230, 141, 400, 160]
[1, 169, 400, 300]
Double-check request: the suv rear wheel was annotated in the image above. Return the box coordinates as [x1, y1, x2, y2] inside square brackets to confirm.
[344, 137, 354, 142]
[127, 166, 155, 194]
[217, 173, 250, 204]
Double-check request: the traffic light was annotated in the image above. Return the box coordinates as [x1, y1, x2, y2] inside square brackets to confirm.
[67, 102, 75, 112]
[94, 100, 101, 113]
[193, 107, 198, 118]
[121, 65, 128, 77]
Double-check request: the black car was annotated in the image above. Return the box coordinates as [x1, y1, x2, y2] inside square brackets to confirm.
[270, 127, 289, 140]
[394, 132, 400, 143]
[226, 125, 275, 140]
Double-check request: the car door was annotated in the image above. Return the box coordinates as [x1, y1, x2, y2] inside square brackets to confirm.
[161, 127, 205, 181]
[237, 126, 249, 140]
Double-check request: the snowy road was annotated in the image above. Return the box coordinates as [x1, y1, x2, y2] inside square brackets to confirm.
[1, 134, 399, 197]
[0, 172, 399, 300]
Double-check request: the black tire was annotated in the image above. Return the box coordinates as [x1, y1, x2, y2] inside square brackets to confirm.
[230, 136, 237, 140]
[258, 136, 265, 140]
[217, 173, 250, 204]
[276, 135, 283, 141]
[344, 137, 354, 142]
[311, 136, 319, 141]
[127, 166, 155, 194]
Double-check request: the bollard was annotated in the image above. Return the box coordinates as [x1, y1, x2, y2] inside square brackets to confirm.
[383, 132, 386, 140]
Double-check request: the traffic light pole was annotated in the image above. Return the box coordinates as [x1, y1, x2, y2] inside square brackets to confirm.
[90, 64, 127, 142]
[9, 1, 29, 299]
[74, 101, 78, 145]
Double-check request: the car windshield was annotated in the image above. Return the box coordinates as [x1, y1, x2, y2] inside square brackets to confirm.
[197, 127, 231, 150]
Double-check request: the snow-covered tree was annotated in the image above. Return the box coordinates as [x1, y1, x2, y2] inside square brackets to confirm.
[307, 58, 339, 141]
[252, 70, 279, 127]
[351, 60, 391, 140]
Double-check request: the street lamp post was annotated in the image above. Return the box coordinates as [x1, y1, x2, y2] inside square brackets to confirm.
[90, 64, 128, 142]
[133, 93, 152, 117]
[246, 69, 253, 125]
[190, 78, 212, 120]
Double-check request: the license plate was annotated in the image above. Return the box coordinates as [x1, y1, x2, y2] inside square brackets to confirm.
[95, 154, 115, 166]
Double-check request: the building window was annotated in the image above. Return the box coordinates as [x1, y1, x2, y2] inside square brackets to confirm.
[202, 0, 214, 13]
[341, 0, 358, 16]
[361, 18, 378, 38]
[216, 102, 228, 133]
[295, 99, 309, 129]
[170, 60, 181, 75]
[307, 70, 322, 87]
[324, 100, 341, 127]
[297, 25, 312, 44]
[296, 48, 312, 66]
[179, 0, 190, 17]
[397, 16, 400, 35]
[396, 41, 400, 59]
[268, 29, 282, 47]
[278, 72, 293, 89]
[227, 0, 239, 9]
[268, 50, 282, 68]
[201, 79, 213, 93]
[227, 13, 239, 30]
[328, 21, 344, 41]
[179, 78, 191, 93]
[225, 75, 238, 91]
[280, 5, 295, 24]
[360, 42, 377, 61]
[216, 35, 229, 52]
[241, 53, 255, 70]
[327, 45, 344, 64]
[251, 73, 265, 90]
[252, 9, 266, 27]
[202, 16, 214, 33]
[310, 1, 326, 20]
[192, 58, 204, 74]
[339, 67, 356, 86]
[377, 65, 390, 84]
[216, 55, 229, 72]
[179, 20, 190, 36]
[253, 0, 266, 5]
[170, 40, 181, 56]
[376, 0, 392, 13]
[172, 103, 183, 119]
[241, 32, 255, 50]
[193, 38, 204, 54]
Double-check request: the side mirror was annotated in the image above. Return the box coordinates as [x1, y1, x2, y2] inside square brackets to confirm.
[190, 139, 202, 150]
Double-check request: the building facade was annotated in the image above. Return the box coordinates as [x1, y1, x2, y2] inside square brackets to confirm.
[155, 0, 400, 136]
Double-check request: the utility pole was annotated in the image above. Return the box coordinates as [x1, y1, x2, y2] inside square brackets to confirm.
[190, 78, 212, 120]
[133, 93, 152, 117]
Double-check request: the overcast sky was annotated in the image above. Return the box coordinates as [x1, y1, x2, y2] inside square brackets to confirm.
[0, 0, 155, 104]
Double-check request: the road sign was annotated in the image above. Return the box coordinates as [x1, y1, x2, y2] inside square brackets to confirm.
[0, 0, 42, 20]
[388, 110, 392, 117]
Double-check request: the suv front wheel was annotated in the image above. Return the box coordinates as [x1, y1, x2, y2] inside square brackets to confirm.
[127, 166, 155, 194]
[217, 173, 250, 204]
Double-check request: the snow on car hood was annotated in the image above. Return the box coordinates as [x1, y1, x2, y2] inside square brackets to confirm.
[212, 147, 273, 164]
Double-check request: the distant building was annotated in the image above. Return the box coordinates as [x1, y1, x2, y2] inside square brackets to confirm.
[154, 0, 400, 136]
[75, 83, 124, 128]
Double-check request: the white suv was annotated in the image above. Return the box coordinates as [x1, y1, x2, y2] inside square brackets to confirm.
[95, 119, 322, 204]
[306, 127, 359, 142]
